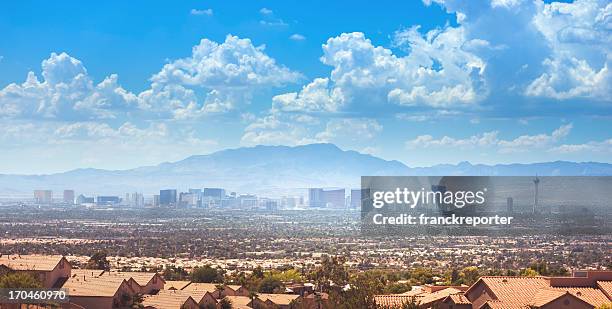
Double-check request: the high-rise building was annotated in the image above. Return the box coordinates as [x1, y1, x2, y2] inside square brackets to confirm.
[179, 192, 199, 207]
[63, 190, 75, 204]
[34, 190, 53, 204]
[97, 196, 120, 205]
[160, 189, 177, 206]
[308, 188, 324, 208]
[309, 188, 346, 208]
[128, 192, 144, 207]
[533, 176, 540, 214]
[350, 189, 362, 209]
[507, 197, 514, 213]
[153, 195, 160, 207]
[76, 194, 94, 205]
[322, 189, 345, 208]
[203, 188, 225, 199]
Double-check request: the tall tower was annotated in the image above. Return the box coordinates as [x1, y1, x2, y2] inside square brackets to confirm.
[533, 176, 540, 214]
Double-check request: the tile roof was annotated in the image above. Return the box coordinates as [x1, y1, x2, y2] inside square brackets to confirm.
[100, 271, 164, 286]
[445, 293, 472, 305]
[418, 287, 464, 307]
[400, 289, 426, 297]
[142, 290, 197, 309]
[0, 255, 65, 271]
[374, 295, 418, 307]
[223, 296, 252, 309]
[62, 275, 130, 297]
[550, 286, 611, 307]
[181, 282, 221, 293]
[258, 293, 300, 305]
[164, 280, 192, 290]
[474, 276, 550, 307]
[469, 276, 612, 308]
[531, 288, 567, 307]
[597, 281, 612, 299]
[70, 269, 104, 278]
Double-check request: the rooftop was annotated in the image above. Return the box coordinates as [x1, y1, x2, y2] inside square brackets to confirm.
[0, 254, 66, 271]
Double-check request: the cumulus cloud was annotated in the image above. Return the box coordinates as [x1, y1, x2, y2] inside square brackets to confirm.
[426, 0, 611, 102]
[0, 53, 138, 120]
[1, 36, 301, 121]
[272, 78, 344, 112]
[526, 0, 611, 100]
[272, 29, 486, 115]
[406, 123, 573, 153]
[144, 35, 301, 118]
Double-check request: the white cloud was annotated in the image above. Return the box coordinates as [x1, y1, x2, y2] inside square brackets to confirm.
[426, 0, 610, 102]
[258, 8, 288, 27]
[273, 29, 487, 114]
[241, 113, 382, 147]
[272, 78, 344, 112]
[315, 119, 382, 142]
[407, 131, 499, 149]
[241, 114, 318, 146]
[146, 35, 301, 118]
[1, 36, 301, 121]
[259, 8, 273, 15]
[289, 34, 306, 41]
[406, 123, 573, 153]
[526, 0, 611, 100]
[0, 52, 138, 120]
[190, 8, 213, 16]
[550, 138, 612, 153]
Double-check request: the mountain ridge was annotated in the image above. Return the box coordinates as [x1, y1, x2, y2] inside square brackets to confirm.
[1, 143, 611, 195]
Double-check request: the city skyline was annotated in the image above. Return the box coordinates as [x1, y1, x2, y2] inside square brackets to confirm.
[1, 0, 611, 174]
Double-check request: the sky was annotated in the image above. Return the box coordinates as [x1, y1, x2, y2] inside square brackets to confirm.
[0, 0, 610, 174]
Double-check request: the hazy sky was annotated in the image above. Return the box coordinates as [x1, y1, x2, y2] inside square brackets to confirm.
[0, 0, 610, 174]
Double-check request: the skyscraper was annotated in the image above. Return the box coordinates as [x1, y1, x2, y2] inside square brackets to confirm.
[63, 190, 75, 204]
[350, 189, 362, 209]
[308, 188, 324, 208]
[533, 176, 540, 214]
[507, 197, 514, 213]
[322, 188, 345, 208]
[160, 189, 177, 206]
[203, 188, 225, 199]
[33, 190, 53, 204]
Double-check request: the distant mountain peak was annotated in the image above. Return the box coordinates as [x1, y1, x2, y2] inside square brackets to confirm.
[1, 143, 611, 195]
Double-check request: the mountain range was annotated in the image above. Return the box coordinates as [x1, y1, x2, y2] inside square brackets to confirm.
[1, 143, 611, 196]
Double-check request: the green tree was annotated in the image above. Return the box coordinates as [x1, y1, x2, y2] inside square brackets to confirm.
[520, 268, 540, 277]
[191, 265, 223, 283]
[385, 282, 411, 294]
[86, 251, 111, 270]
[0, 272, 43, 288]
[219, 297, 233, 309]
[162, 264, 189, 280]
[258, 276, 283, 293]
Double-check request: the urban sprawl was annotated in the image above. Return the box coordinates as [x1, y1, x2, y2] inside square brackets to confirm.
[0, 186, 610, 309]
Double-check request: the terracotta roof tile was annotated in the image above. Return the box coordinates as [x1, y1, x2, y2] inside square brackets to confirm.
[142, 290, 197, 309]
[550, 286, 611, 307]
[0, 255, 66, 271]
[446, 293, 471, 305]
[164, 280, 192, 290]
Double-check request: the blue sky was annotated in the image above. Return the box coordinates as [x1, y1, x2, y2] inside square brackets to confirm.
[0, 0, 610, 174]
